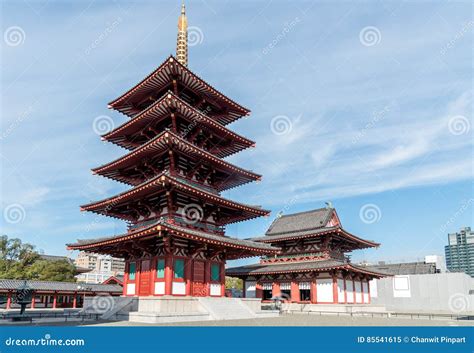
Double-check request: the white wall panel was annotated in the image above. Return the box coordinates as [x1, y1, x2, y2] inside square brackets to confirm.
[154, 282, 165, 295]
[317, 278, 333, 303]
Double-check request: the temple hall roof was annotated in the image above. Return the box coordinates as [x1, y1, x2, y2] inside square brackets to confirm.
[226, 259, 386, 278]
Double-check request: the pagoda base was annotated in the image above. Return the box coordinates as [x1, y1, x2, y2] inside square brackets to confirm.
[113, 296, 279, 323]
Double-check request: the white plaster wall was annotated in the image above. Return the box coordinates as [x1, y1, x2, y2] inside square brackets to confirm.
[154, 282, 165, 295]
[126, 283, 136, 295]
[172, 282, 186, 295]
[210, 284, 221, 296]
[317, 278, 333, 303]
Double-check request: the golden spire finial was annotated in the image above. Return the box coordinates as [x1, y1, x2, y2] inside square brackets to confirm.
[176, 1, 188, 66]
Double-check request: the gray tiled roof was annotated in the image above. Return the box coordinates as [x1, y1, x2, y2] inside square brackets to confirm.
[39, 254, 75, 265]
[265, 208, 333, 236]
[0, 279, 122, 293]
[226, 259, 347, 275]
[68, 219, 279, 252]
[250, 226, 339, 242]
[226, 260, 388, 278]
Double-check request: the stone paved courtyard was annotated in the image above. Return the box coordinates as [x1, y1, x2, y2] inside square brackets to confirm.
[92, 314, 473, 327]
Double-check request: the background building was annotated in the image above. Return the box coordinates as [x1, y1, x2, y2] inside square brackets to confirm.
[445, 227, 473, 277]
[74, 252, 125, 283]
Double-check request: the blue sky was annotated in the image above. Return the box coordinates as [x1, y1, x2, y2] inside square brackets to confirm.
[1, 0, 472, 267]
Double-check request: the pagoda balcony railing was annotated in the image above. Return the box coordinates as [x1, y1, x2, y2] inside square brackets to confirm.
[172, 215, 225, 235]
[173, 175, 219, 195]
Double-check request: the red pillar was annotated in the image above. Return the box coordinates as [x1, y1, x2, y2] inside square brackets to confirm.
[220, 263, 225, 297]
[164, 255, 173, 295]
[332, 274, 338, 304]
[6, 292, 12, 310]
[185, 258, 192, 296]
[205, 261, 211, 296]
[255, 282, 263, 299]
[291, 281, 299, 302]
[310, 279, 317, 304]
[31, 295, 36, 309]
[242, 280, 246, 298]
[367, 279, 371, 304]
[52, 294, 57, 309]
[72, 295, 77, 309]
[272, 282, 280, 298]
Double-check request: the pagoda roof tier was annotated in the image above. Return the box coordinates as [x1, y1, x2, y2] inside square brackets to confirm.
[81, 172, 269, 224]
[92, 130, 261, 191]
[249, 226, 379, 250]
[103, 92, 255, 157]
[108, 56, 249, 124]
[226, 259, 386, 278]
[66, 219, 280, 260]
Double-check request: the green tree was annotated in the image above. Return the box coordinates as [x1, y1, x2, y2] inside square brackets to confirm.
[0, 235, 39, 278]
[25, 260, 76, 282]
[0, 235, 76, 282]
[225, 276, 243, 290]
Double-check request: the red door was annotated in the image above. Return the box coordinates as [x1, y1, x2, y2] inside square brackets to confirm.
[192, 260, 208, 296]
[138, 260, 151, 296]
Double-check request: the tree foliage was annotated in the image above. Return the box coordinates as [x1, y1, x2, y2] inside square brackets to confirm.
[225, 276, 243, 290]
[0, 235, 76, 282]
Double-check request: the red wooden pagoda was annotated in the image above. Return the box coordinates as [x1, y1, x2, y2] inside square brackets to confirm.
[67, 4, 279, 297]
[227, 206, 386, 304]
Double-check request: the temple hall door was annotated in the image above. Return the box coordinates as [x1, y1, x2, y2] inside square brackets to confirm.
[191, 260, 208, 296]
[138, 259, 151, 296]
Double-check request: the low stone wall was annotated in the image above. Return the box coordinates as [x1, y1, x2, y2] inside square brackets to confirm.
[370, 272, 474, 314]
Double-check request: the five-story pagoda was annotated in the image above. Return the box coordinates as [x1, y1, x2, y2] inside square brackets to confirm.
[67, 4, 279, 297]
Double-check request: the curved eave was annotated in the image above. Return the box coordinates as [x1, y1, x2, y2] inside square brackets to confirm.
[227, 263, 387, 278]
[108, 56, 250, 121]
[253, 227, 379, 249]
[67, 223, 279, 257]
[103, 91, 255, 155]
[92, 131, 261, 191]
[81, 173, 269, 220]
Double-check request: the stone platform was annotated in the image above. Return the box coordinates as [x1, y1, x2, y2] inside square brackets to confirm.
[89, 296, 279, 324]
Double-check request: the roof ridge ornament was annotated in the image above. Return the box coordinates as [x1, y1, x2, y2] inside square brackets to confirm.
[176, 1, 188, 66]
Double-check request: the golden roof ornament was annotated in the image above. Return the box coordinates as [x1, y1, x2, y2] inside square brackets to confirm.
[176, 2, 188, 66]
